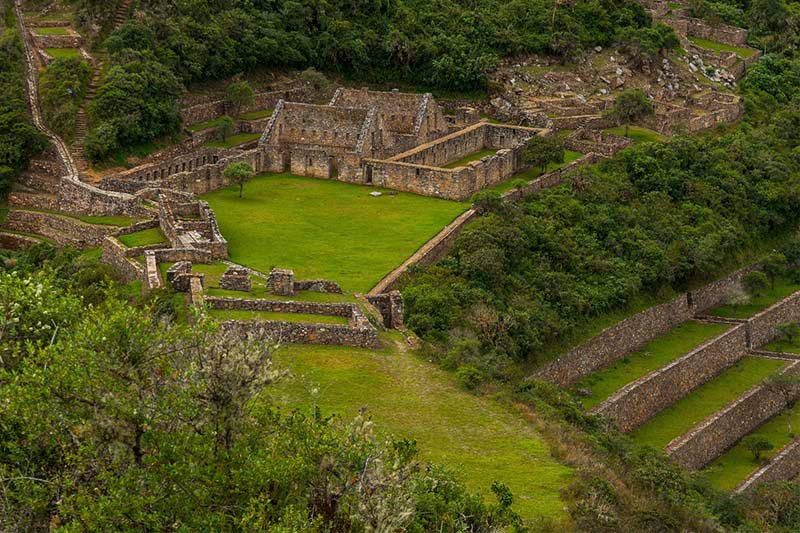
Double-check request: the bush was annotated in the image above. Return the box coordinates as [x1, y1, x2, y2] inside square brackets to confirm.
[743, 271, 769, 297]
[456, 364, 486, 390]
[743, 434, 774, 462]
[85, 122, 119, 162]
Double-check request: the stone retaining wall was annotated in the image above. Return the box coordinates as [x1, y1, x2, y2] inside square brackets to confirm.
[593, 324, 750, 432]
[666, 361, 800, 470]
[206, 296, 357, 319]
[5, 210, 118, 249]
[0, 232, 41, 250]
[179, 87, 306, 126]
[101, 236, 145, 284]
[736, 437, 800, 492]
[750, 291, 800, 347]
[32, 32, 82, 48]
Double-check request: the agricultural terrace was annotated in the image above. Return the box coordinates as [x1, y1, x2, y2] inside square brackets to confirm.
[201, 174, 470, 293]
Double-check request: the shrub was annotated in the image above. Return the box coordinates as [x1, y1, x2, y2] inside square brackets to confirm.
[743, 271, 769, 297]
[456, 364, 486, 390]
[743, 435, 774, 462]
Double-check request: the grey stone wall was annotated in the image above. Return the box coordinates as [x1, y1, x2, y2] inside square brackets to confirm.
[179, 87, 306, 126]
[367, 291, 405, 328]
[750, 291, 800, 347]
[101, 236, 145, 284]
[593, 324, 749, 432]
[5, 210, 119, 249]
[666, 361, 800, 470]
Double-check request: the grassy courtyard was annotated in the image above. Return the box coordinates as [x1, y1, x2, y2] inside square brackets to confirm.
[201, 174, 469, 293]
[268, 336, 572, 522]
[707, 276, 800, 319]
[442, 148, 498, 168]
[703, 408, 800, 491]
[631, 356, 787, 450]
[203, 132, 261, 148]
[44, 48, 81, 59]
[208, 308, 348, 324]
[117, 227, 167, 248]
[688, 36, 757, 58]
[488, 149, 584, 194]
[576, 321, 730, 410]
[33, 27, 70, 35]
[604, 125, 665, 143]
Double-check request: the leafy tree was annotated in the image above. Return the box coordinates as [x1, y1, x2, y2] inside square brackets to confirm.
[223, 161, 255, 198]
[227, 80, 254, 117]
[618, 24, 680, 70]
[524, 135, 565, 173]
[764, 372, 800, 437]
[743, 435, 774, 462]
[777, 323, 800, 345]
[217, 115, 235, 141]
[749, 0, 788, 37]
[762, 252, 786, 289]
[606, 89, 654, 137]
[743, 271, 769, 297]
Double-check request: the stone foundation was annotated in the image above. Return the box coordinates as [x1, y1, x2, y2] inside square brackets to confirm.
[367, 291, 405, 329]
[219, 265, 251, 292]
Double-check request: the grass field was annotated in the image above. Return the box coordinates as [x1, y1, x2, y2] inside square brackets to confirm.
[208, 308, 348, 324]
[704, 408, 800, 491]
[33, 27, 70, 35]
[487, 150, 584, 194]
[707, 277, 800, 319]
[23, 208, 136, 227]
[203, 132, 261, 148]
[240, 108, 274, 120]
[268, 337, 572, 522]
[604, 125, 665, 143]
[187, 117, 228, 132]
[631, 357, 787, 449]
[205, 286, 355, 303]
[576, 321, 730, 410]
[442, 149, 498, 169]
[44, 48, 80, 59]
[201, 174, 469, 293]
[764, 332, 800, 354]
[688, 36, 757, 58]
[118, 228, 167, 248]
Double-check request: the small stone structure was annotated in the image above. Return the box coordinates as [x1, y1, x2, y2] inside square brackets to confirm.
[268, 268, 295, 296]
[219, 265, 251, 292]
[367, 291, 405, 329]
[158, 190, 228, 259]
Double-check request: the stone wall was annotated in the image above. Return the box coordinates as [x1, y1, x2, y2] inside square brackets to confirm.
[0, 232, 40, 250]
[294, 279, 343, 294]
[179, 87, 306, 126]
[666, 361, 800, 470]
[101, 236, 145, 284]
[593, 324, 749, 432]
[32, 31, 82, 48]
[565, 129, 634, 157]
[58, 178, 152, 218]
[736, 437, 800, 492]
[535, 263, 761, 386]
[367, 291, 405, 328]
[750, 291, 800, 347]
[4, 210, 119, 249]
[207, 296, 357, 319]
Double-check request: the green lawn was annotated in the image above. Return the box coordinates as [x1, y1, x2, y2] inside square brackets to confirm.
[688, 36, 757, 58]
[33, 27, 70, 35]
[44, 48, 81, 59]
[206, 286, 355, 303]
[118, 228, 167, 248]
[203, 132, 261, 148]
[268, 337, 572, 522]
[201, 174, 469, 293]
[208, 308, 349, 324]
[707, 277, 800, 319]
[240, 108, 274, 120]
[604, 126, 665, 144]
[763, 331, 800, 354]
[575, 321, 730, 410]
[703, 408, 800, 491]
[488, 150, 584, 194]
[442, 149, 498, 169]
[187, 117, 228, 132]
[631, 357, 787, 449]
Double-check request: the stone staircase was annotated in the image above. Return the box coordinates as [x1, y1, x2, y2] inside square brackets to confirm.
[112, 0, 134, 29]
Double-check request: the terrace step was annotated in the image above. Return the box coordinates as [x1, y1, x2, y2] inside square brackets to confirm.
[0, 230, 47, 250]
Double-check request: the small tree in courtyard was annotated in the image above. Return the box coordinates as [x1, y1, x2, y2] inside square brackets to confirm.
[606, 89, 653, 138]
[524, 135, 565, 174]
[764, 372, 800, 438]
[227, 80, 254, 117]
[743, 270, 769, 298]
[217, 115, 235, 141]
[743, 435, 774, 462]
[223, 161, 255, 199]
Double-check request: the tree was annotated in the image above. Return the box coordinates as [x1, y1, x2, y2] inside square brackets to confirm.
[743, 270, 769, 297]
[524, 135, 565, 174]
[777, 323, 800, 345]
[216, 115, 235, 141]
[764, 372, 800, 437]
[606, 89, 654, 137]
[743, 435, 774, 462]
[223, 161, 255, 198]
[227, 80, 254, 117]
[762, 252, 786, 289]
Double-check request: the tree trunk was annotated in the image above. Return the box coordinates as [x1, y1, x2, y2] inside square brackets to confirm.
[624, 124, 630, 138]
[239, 182, 244, 199]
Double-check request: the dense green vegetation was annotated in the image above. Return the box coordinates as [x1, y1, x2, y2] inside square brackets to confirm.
[39, 57, 92, 139]
[202, 173, 469, 293]
[0, 244, 523, 531]
[0, 7, 47, 193]
[76, 0, 669, 157]
[402, 57, 800, 385]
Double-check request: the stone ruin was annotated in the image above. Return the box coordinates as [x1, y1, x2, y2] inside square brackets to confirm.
[166, 261, 204, 293]
[367, 291, 405, 329]
[159, 190, 228, 259]
[219, 265, 251, 292]
[267, 267, 343, 297]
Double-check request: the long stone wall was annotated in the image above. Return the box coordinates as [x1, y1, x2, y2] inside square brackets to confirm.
[750, 291, 800, 347]
[666, 361, 800, 470]
[535, 263, 761, 386]
[736, 437, 800, 492]
[179, 87, 306, 126]
[101, 236, 145, 284]
[5, 210, 119, 249]
[593, 324, 750, 432]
